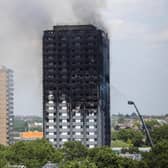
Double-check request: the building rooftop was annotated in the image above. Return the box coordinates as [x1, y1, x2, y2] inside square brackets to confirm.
[20, 131, 43, 139]
[42, 162, 58, 168]
[53, 25, 97, 30]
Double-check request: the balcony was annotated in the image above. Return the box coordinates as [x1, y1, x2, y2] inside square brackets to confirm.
[86, 122, 97, 126]
[59, 135, 70, 139]
[72, 135, 84, 139]
[45, 128, 56, 133]
[72, 122, 83, 126]
[47, 115, 56, 120]
[86, 134, 97, 139]
[59, 128, 70, 132]
[45, 134, 56, 139]
[46, 122, 56, 126]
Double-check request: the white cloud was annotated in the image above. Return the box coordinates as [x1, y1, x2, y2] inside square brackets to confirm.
[101, 0, 168, 44]
[0, 0, 167, 116]
[144, 28, 168, 48]
[154, 29, 168, 42]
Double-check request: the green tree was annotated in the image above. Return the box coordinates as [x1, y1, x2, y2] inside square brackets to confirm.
[88, 147, 120, 168]
[0, 139, 150, 168]
[151, 124, 168, 144]
[60, 160, 97, 168]
[80, 160, 97, 168]
[111, 140, 132, 148]
[0, 144, 9, 167]
[121, 146, 139, 154]
[119, 158, 140, 168]
[145, 120, 160, 131]
[6, 139, 63, 168]
[111, 130, 118, 140]
[0, 151, 8, 168]
[143, 140, 168, 168]
[114, 129, 144, 147]
[62, 141, 88, 161]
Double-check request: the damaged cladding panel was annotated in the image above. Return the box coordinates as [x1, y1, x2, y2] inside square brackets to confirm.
[43, 25, 110, 148]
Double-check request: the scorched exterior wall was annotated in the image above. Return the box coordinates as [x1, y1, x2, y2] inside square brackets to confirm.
[43, 25, 110, 148]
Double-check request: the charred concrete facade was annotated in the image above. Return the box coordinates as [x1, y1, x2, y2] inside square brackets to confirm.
[43, 25, 110, 148]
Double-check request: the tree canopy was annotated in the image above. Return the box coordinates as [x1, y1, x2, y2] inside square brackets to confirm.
[0, 138, 168, 168]
[151, 124, 168, 144]
[143, 140, 168, 168]
[5, 139, 63, 168]
[112, 129, 144, 147]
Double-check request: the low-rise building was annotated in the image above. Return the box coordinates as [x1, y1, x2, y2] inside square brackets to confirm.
[8, 165, 26, 168]
[20, 131, 43, 141]
[42, 162, 58, 168]
[120, 153, 142, 161]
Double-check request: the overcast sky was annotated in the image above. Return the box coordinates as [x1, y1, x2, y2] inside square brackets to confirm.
[0, 0, 168, 116]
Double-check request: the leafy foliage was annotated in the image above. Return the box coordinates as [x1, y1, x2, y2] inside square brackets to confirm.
[60, 159, 97, 168]
[88, 147, 120, 168]
[0, 138, 168, 168]
[62, 141, 88, 161]
[151, 124, 168, 143]
[145, 120, 160, 131]
[113, 129, 144, 147]
[111, 140, 132, 148]
[6, 139, 63, 168]
[121, 146, 139, 154]
[143, 140, 168, 168]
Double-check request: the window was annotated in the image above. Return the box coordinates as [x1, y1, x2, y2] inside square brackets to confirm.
[76, 119, 81, 123]
[49, 126, 54, 129]
[62, 126, 68, 129]
[89, 112, 95, 116]
[75, 132, 81, 135]
[49, 119, 54, 123]
[75, 36, 81, 40]
[89, 132, 95, 135]
[62, 119, 67, 123]
[75, 126, 81, 129]
[89, 139, 94, 142]
[62, 106, 67, 110]
[75, 138, 81, 141]
[89, 125, 94, 129]
[48, 107, 54, 110]
[49, 132, 54, 136]
[48, 101, 54, 104]
[62, 139, 68, 142]
[61, 132, 68, 135]
[49, 139, 54, 142]
[62, 113, 67, 117]
[75, 112, 81, 116]
[89, 145, 95, 148]
[49, 113, 54, 117]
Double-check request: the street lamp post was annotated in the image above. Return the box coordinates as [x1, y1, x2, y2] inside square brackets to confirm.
[128, 101, 154, 147]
